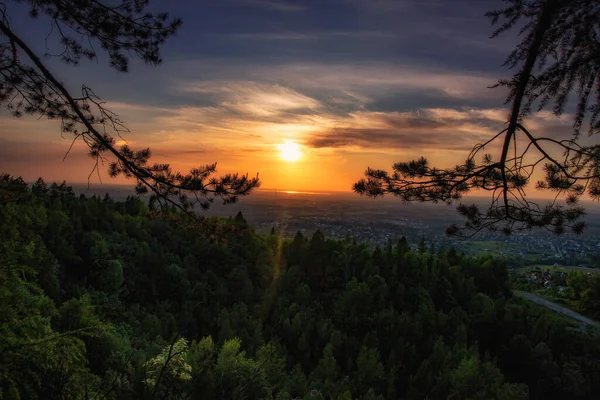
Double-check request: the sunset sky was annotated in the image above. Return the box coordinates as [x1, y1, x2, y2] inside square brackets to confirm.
[0, 0, 583, 194]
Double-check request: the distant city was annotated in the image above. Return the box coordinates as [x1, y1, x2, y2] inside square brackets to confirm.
[75, 184, 600, 269]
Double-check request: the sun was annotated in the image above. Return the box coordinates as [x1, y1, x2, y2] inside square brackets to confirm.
[278, 140, 302, 162]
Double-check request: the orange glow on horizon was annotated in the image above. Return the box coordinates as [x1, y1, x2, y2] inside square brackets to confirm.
[1, 83, 592, 201]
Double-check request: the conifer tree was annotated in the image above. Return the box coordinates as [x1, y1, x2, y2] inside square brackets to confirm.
[418, 237, 427, 254]
[355, 0, 600, 236]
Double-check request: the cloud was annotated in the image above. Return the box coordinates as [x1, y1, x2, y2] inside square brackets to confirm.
[1, 79, 581, 191]
[219, 32, 317, 41]
[227, 0, 307, 12]
[0, 0, 565, 193]
[324, 30, 396, 39]
[0, 64, 513, 161]
[55, 56, 504, 117]
[150, 82, 512, 154]
[156, 61, 506, 123]
[128, 76, 513, 154]
[2, 60, 572, 181]
[196, 62, 501, 105]
[345, 0, 437, 12]
[304, 108, 508, 151]
[180, 81, 320, 118]
[216, 30, 396, 41]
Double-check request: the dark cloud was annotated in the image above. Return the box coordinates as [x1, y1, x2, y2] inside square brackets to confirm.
[5, 0, 512, 106]
[379, 114, 448, 130]
[227, 0, 308, 12]
[219, 32, 317, 40]
[307, 128, 423, 149]
[303, 109, 506, 151]
[306, 127, 481, 151]
[367, 88, 503, 114]
[302, 107, 587, 156]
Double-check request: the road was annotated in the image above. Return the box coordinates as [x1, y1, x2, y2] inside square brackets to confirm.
[514, 290, 598, 327]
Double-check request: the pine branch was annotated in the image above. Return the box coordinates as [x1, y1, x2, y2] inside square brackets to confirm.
[0, 2, 260, 214]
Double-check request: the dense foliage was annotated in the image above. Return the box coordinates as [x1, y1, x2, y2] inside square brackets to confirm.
[2, 174, 600, 399]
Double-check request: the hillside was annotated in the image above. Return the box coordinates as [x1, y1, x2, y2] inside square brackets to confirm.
[2, 175, 600, 399]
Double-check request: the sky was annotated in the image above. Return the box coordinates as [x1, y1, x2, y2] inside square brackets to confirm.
[0, 0, 583, 194]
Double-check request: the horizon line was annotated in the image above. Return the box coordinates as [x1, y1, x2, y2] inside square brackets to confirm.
[20, 180, 600, 205]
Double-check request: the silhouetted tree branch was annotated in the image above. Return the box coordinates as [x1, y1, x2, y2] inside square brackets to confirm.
[0, 0, 259, 214]
[355, 0, 600, 236]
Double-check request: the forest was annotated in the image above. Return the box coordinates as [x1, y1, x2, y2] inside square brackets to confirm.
[2, 174, 600, 400]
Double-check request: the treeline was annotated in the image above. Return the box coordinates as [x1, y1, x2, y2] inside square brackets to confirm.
[1, 174, 600, 399]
